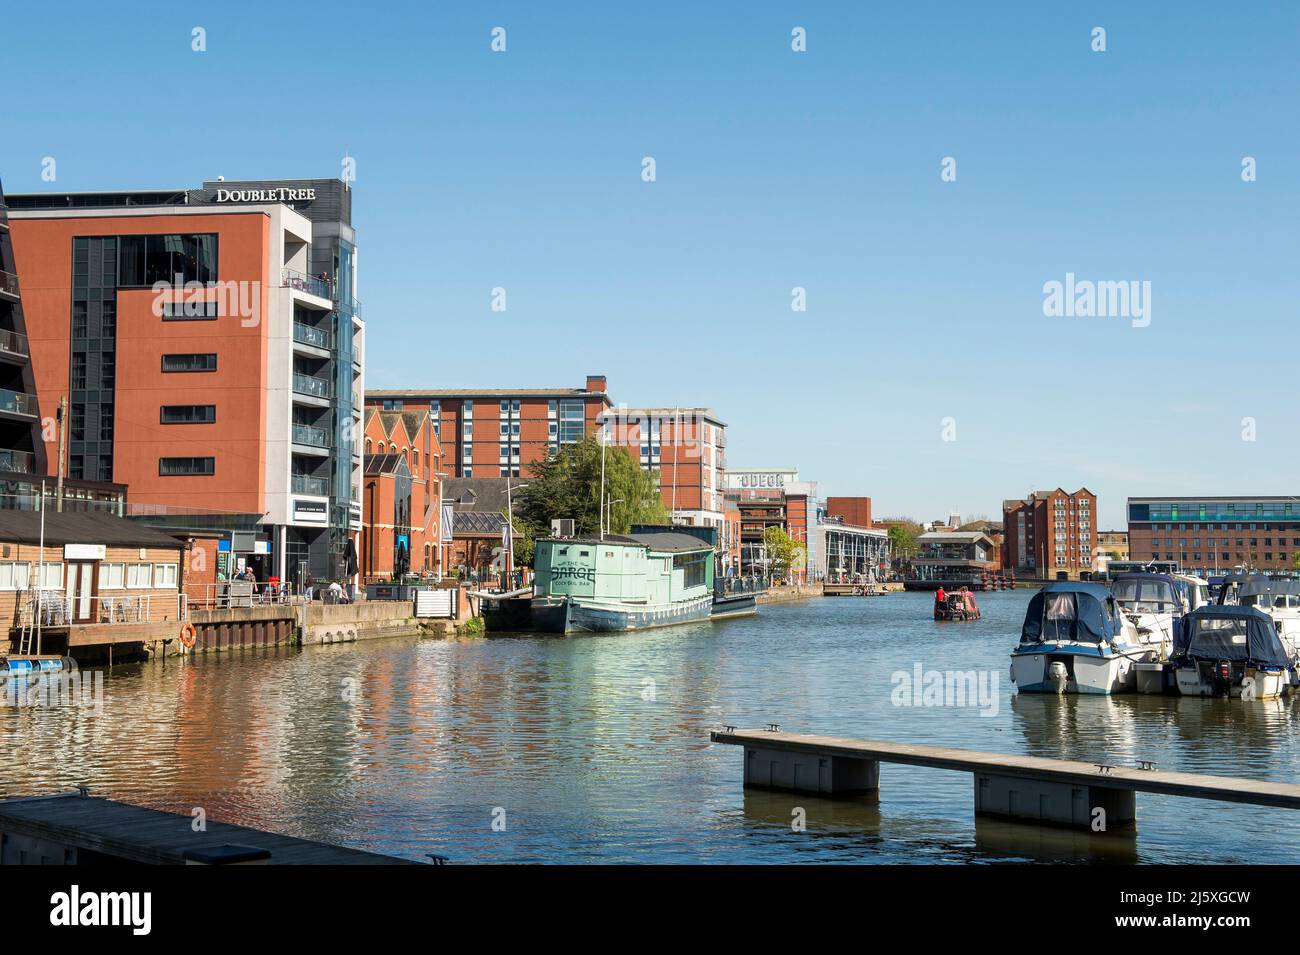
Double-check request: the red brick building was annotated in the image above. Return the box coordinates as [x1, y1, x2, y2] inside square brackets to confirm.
[825, 496, 873, 529]
[1002, 488, 1098, 580]
[366, 376, 612, 479]
[359, 409, 447, 581]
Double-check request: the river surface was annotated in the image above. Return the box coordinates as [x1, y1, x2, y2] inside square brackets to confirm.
[3, 590, 1299, 863]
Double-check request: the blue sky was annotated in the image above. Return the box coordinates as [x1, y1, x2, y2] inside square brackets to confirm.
[2, 1, 1296, 528]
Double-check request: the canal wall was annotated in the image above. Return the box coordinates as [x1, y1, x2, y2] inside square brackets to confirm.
[169, 589, 477, 656]
[757, 584, 816, 605]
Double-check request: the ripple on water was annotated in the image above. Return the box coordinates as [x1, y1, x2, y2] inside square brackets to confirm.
[2, 591, 1298, 862]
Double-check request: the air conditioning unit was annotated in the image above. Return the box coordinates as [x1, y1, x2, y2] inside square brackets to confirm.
[551, 519, 575, 538]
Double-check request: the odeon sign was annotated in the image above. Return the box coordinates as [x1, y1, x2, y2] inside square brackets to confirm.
[214, 187, 316, 203]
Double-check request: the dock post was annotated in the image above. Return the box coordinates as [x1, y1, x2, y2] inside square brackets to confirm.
[973, 773, 1135, 831]
[744, 744, 879, 796]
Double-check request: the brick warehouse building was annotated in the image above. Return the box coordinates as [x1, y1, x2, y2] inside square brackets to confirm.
[6, 180, 365, 585]
[1002, 488, 1098, 580]
[1127, 496, 1300, 576]
[367, 376, 612, 478]
[360, 408, 447, 582]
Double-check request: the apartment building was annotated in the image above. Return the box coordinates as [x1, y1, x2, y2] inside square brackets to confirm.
[366, 376, 612, 478]
[602, 406, 727, 530]
[1002, 488, 1098, 579]
[0, 178, 126, 513]
[1127, 496, 1300, 575]
[6, 179, 365, 584]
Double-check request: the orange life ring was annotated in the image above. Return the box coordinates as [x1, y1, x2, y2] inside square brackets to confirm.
[179, 622, 197, 649]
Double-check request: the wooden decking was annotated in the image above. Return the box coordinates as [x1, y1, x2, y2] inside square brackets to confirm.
[711, 728, 1300, 810]
[0, 792, 424, 864]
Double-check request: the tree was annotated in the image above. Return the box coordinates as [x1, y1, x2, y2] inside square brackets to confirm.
[883, 519, 924, 559]
[515, 436, 669, 558]
[762, 525, 806, 578]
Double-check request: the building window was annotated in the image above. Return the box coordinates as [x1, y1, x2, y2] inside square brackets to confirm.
[98, 563, 125, 589]
[127, 563, 152, 588]
[0, 562, 31, 591]
[161, 353, 218, 372]
[159, 456, 215, 476]
[153, 564, 179, 588]
[160, 300, 221, 320]
[160, 405, 216, 424]
[120, 233, 218, 287]
[558, 399, 585, 443]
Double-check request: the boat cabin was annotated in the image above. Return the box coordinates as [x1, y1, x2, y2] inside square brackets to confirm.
[533, 532, 713, 605]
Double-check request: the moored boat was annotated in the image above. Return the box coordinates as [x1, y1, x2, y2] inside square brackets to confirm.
[529, 531, 716, 634]
[1010, 582, 1146, 694]
[1172, 605, 1293, 699]
[1111, 572, 1206, 693]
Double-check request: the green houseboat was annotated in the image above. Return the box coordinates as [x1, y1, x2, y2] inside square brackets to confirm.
[530, 532, 714, 633]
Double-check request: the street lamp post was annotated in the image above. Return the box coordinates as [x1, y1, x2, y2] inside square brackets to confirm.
[505, 477, 529, 591]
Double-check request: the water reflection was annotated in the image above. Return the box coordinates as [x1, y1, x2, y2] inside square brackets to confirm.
[0, 591, 1297, 862]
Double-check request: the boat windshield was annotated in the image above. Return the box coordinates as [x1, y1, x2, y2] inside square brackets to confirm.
[1113, 578, 1179, 613]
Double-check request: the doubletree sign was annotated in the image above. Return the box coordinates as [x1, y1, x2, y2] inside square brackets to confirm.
[214, 187, 316, 203]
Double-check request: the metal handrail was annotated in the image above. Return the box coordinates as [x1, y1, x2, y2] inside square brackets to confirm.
[0, 448, 34, 473]
[292, 373, 331, 399]
[0, 328, 29, 358]
[293, 322, 332, 350]
[292, 474, 329, 496]
[0, 388, 38, 416]
[282, 268, 330, 299]
[292, 423, 330, 448]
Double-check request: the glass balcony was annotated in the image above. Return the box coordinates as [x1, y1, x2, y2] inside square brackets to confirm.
[0, 388, 37, 417]
[0, 448, 34, 473]
[0, 270, 18, 299]
[293, 322, 332, 350]
[282, 269, 330, 299]
[291, 474, 329, 496]
[292, 423, 330, 448]
[293, 373, 331, 400]
[0, 328, 29, 359]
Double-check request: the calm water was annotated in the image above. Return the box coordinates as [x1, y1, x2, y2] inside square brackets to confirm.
[4, 590, 1300, 863]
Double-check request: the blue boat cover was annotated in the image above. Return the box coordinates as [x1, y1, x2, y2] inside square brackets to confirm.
[1176, 605, 1291, 668]
[1020, 582, 1121, 644]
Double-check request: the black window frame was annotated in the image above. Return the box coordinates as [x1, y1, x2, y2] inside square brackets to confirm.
[160, 405, 217, 425]
[161, 353, 218, 373]
[159, 456, 215, 476]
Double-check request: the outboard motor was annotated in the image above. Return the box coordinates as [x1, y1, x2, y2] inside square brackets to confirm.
[1048, 660, 1069, 694]
[1211, 660, 1233, 697]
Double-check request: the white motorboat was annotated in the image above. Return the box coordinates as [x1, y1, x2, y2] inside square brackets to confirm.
[1010, 582, 1148, 695]
[1173, 605, 1293, 700]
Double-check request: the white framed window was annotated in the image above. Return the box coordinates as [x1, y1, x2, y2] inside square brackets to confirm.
[127, 563, 153, 588]
[0, 561, 30, 591]
[99, 563, 125, 589]
[38, 563, 63, 589]
[153, 563, 179, 588]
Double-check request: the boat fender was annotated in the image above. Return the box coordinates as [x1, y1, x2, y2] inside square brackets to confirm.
[179, 622, 197, 650]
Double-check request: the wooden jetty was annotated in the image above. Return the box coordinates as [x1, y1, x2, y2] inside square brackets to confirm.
[0, 792, 426, 864]
[711, 727, 1300, 831]
[821, 582, 901, 597]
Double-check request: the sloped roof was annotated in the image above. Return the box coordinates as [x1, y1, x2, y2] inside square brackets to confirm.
[364, 453, 410, 477]
[444, 478, 512, 512]
[452, 511, 516, 536]
[0, 511, 184, 549]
